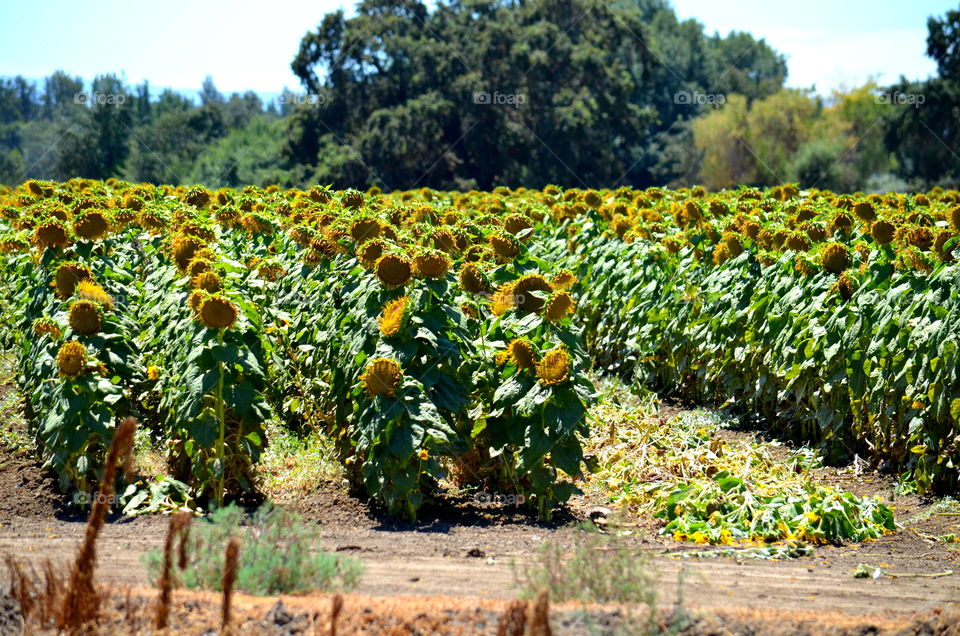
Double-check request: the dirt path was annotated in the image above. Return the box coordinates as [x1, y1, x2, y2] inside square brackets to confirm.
[2, 411, 960, 623]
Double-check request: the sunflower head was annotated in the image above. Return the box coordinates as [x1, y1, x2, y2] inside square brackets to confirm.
[457, 264, 490, 295]
[199, 295, 238, 330]
[544, 291, 576, 322]
[713, 243, 731, 265]
[379, 296, 411, 337]
[56, 340, 88, 378]
[74, 280, 114, 311]
[32, 317, 62, 340]
[536, 347, 571, 386]
[55, 262, 92, 300]
[550, 269, 577, 291]
[489, 233, 520, 260]
[193, 270, 223, 293]
[342, 189, 366, 210]
[375, 253, 413, 288]
[495, 338, 537, 371]
[853, 201, 876, 222]
[69, 300, 103, 335]
[465, 245, 493, 263]
[361, 358, 403, 397]
[785, 233, 811, 252]
[821, 242, 852, 274]
[349, 217, 382, 244]
[582, 190, 603, 209]
[871, 220, 895, 245]
[513, 274, 553, 313]
[34, 220, 69, 249]
[412, 249, 452, 279]
[503, 214, 533, 237]
[722, 232, 744, 258]
[171, 235, 204, 271]
[490, 283, 516, 316]
[73, 210, 109, 241]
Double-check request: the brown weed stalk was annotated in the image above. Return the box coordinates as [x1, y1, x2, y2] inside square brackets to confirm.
[155, 511, 192, 629]
[496, 599, 528, 636]
[329, 593, 343, 636]
[527, 590, 551, 636]
[57, 416, 136, 632]
[221, 537, 240, 632]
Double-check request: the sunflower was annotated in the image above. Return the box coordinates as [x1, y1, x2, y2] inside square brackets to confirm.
[356, 239, 386, 269]
[171, 235, 204, 271]
[465, 245, 493, 262]
[513, 275, 553, 313]
[496, 338, 537, 371]
[489, 233, 520, 260]
[378, 296, 411, 337]
[375, 254, 413, 288]
[582, 190, 603, 209]
[75, 280, 114, 311]
[871, 220, 895, 245]
[199, 295, 238, 330]
[503, 214, 533, 236]
[55, 262, 92, 300]
[544, 291, 576, 322]
[73, 210, 109, 240]
[549, 269, 577, 291]
[536, 347, 571, 386]
[56, 340, 87, 378]
[69, 300, 103, 335]
[722, 232, 744, 258]
[34, 220, 69, 249]
[412, 250, 452, 279]
[32, 317, 62, 340]
[361, 358, 403, 397]
[837, 272, 858, 301]
[457, 264, 490, 295]
[341, 189, 365, 210]
[853, 201, 876, 222]
[193, 271, 223, 293]
[712, 243, 731, 266]
[349, 217, 381, 244]
[490, 283, 516, 316]
[785, 233, 810, 252]
[821, 242, 851, 274]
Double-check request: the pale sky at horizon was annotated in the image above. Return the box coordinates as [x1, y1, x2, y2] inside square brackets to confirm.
[0, 0, 953, 98]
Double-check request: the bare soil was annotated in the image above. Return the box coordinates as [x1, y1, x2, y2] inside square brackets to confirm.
[1, 409, 960, 633]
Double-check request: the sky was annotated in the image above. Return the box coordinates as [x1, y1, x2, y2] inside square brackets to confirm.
[0, 0, 954, 98]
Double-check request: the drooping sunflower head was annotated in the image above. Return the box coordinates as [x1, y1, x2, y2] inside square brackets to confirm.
[361, 358, 403, 397]
[544, 291, 576, 322]
[853, 201, 876, 222]
[341, 189, 366, 210]
[712, 243, 731, 266]
[489, 233, 520, 260]
[785, 233, 811, 252]
[513, 274, 553, 313]
[503, 214, 533, 237]
[947, 206, 960, 233]
[55, 262, 92, 300]
[837, 272, 858, 301]
[349, 216, 382, 244]
[465, 245, 494, 263]
[193, 270, 223, 294]
[69, 300, 103, 335]
[582, 190, 603, 209]
[821, 242, 851, 275]
[356, 239, 387, 269]
[188, 258, 214, 278]
[32, 317, 62, 340]
[412, 249, 452, 279]
[199, 295, 238, 330]
[456, 263, 490, 295]
[375, 253, 413, 288]
[73, 210, 109, 240]
[490, 283, 516, 316]
[378, 296, 411, 337]
[75, 280, 114, 311]
[495, 338, 537, 371]
[722, 232, 744, 258]
[429, 228, 457, 253]
[871, 219, 895, 245]
[33, 220, 69, 249]
[171, 234, 204, 271]
[536, 346, 571, 386]
[56, 340, 87, 379]
[550, 269, 577, 291]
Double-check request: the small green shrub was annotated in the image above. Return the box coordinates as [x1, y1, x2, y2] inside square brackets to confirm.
[143, 503, 362, 595]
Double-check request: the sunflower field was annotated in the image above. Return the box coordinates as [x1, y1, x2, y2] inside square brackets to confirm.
[0, 179, 958, 521]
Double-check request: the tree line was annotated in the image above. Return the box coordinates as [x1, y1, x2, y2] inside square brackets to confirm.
[1, 0, 957, 192]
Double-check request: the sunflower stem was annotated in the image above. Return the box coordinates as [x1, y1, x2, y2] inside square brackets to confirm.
[215, 328, 226, 507]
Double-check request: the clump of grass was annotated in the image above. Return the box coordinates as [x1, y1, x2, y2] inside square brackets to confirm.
[257, 422, 343, 500]
[143, 503, 362, 596]
[513, 525, 656, 606]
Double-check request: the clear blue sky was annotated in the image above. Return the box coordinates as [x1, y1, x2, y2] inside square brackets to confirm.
[0, 0, 954, 97]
